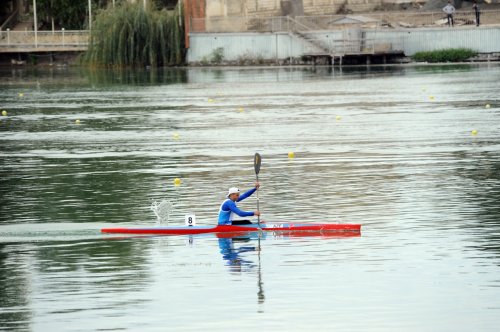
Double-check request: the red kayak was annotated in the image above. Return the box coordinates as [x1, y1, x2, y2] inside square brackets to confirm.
[101, 222, 361, 235]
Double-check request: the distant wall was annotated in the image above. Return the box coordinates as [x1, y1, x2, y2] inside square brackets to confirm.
[187, 27, 500, 63]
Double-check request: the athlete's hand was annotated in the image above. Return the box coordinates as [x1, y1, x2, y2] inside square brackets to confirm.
[254, 211, 261, 216]
[255, 181, 260, 189]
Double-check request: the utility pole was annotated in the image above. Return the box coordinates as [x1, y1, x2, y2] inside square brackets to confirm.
[33, 0, 38, 47]
[88, 0, 92, 30]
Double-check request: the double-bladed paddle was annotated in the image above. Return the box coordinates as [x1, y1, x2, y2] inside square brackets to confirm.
[254, 154, 265, 303]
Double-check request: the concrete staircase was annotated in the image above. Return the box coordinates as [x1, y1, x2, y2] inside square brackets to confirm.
[286, 17, 334, 56]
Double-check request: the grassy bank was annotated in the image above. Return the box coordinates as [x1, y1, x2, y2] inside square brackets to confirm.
[412, 48, 478, 63]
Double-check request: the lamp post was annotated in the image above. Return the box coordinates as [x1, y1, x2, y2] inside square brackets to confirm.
[33, 0, 38, 48]
[88, 0, 92, 30]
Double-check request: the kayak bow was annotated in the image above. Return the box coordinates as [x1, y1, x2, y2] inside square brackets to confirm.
[101, 222, 361, 235]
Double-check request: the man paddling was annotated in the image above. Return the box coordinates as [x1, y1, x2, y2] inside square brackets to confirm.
[218, 182, 261, 225]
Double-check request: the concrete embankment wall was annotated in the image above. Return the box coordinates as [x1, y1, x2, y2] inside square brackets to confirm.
[187, 27, 500, 63]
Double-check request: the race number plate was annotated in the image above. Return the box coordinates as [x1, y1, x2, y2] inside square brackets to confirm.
[185, 214, 196, 227]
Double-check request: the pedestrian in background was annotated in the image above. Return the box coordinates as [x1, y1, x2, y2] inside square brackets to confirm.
[443, 0, 456, 27]
[472, 0, 480, 26]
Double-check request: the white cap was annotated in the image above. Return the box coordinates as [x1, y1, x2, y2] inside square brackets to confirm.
[227, 187, 240, 197]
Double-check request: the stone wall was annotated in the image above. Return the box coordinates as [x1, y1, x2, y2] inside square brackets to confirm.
[204, 0, 415, 19]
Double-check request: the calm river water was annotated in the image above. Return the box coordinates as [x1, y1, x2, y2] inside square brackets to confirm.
[1, 64, 500, 331]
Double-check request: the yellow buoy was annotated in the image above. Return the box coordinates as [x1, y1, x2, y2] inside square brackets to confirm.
[336, 115, 342, 121]
[429, 96, 435, 100]
[174, 178, 182, 186]
[288, 151, 295, 159]
[238, 107, 244, 112]
[485, 104, 490, 109]
[172, 132, 180, 140]
[208, 98, 215, 103]
[75, 119, 80, 124]
[18, 93, 24, 97]
[471, 130, 478, 136]
[1, 110, 7, 116]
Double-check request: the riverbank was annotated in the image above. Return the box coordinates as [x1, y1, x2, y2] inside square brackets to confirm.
[2, 25, 500, 67]
[0, 51, 82, 67]
[187, 26, 500, 65]
[2, 51, 500, 68]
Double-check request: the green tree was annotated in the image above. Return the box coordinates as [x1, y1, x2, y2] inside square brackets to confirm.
[83, 2, 184, 67]
[37, 0, 91, 30]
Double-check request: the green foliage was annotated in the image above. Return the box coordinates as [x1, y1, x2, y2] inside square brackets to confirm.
[83, 2, 184, 67]
[412, 48, 477, 63]
[37, 0, 90, 30]
[199, 48, 225, 65]
[236, 51, 265, 65]
[210, 47, 225, 64]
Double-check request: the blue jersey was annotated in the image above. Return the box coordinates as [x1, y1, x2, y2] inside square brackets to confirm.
[217, 187, 257, 225]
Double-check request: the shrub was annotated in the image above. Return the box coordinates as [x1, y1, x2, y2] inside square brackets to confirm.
[412, 48, 477, 63]
[210, 47, 225, 64]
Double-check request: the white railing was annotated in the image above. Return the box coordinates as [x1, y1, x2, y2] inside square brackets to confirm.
[190, 9, 500, 33]
[299, 34, 405, 56]
[296, 9, 499, 29]
[331, 38, 404, 55]
[0, 29, 89, 51]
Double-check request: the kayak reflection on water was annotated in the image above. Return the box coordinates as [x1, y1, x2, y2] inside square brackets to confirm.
[217, 233, 266, 306]
[218, 236, 259, 272]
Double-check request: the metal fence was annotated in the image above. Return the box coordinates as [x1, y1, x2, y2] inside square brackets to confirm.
[293, 29, 405, 56]
[190, 10, 500, 33]
[297, 10, 500, 29]
[0, 29, 89, 52]
[187, 26, 500, 63]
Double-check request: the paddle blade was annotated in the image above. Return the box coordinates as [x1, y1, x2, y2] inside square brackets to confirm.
[254, 153, 262, 175]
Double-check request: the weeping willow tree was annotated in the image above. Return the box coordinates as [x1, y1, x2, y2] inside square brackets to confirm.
[83, 3, 184, 67]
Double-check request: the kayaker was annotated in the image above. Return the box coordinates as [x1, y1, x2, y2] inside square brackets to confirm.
[218, 182, 261, 225]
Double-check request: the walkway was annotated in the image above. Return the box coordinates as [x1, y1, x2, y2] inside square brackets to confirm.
[0, 29, 89, 53]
